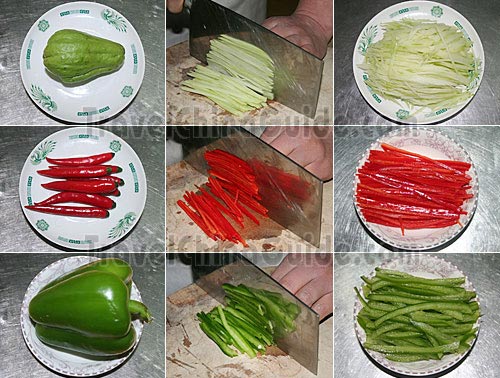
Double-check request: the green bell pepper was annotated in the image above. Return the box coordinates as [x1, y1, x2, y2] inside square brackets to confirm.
[30, 270, 151, 355]
[35, 324, 137, 357]
[40, 258, 133, 292]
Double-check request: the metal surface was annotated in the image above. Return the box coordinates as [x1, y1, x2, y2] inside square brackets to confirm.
[0, 126, 165, 252]
[189, 0, 324, 119]
[182, 126, 324, 247]
[194, 253, 320, 375]
[0, 252, 165, 378]
[335, 252, 500, 378]
[0, 0, 165, 125]
[334, 0, 500, 125]
[334, 126, 500, 252]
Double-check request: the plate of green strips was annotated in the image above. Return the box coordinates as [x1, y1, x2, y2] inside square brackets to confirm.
[354, 255, 480, 376]
[353, 1, 484, 124]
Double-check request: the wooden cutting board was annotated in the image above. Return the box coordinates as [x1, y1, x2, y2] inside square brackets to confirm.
[166, 278, 333, 377]
[166, 161, 333, 252]
[166, 42, 333, 126]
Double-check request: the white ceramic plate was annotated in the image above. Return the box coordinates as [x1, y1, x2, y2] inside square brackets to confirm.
[354, 254, 480, 376]
[21, 256, 145, 377]
[19, 127, 147, 250]
[353, 1, 484, 124]
[20, 1, 145, 123]
[353, 127, 478, 250]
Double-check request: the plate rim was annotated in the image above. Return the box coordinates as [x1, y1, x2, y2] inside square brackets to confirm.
[352, 0, 485, 125]
[19, 1, 146, 124]
[352, 126, 479, 251]
[18, 126, 148, 251]
[20, 255, 145, 377]
[353, 254, 481, 377]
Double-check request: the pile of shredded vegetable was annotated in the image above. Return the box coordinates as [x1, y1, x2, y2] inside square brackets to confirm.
[359, 19, 480, 113]
[181, 35, 274, 116]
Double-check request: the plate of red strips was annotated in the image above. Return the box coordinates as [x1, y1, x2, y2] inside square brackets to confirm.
[176, 149, 269, 248]
[19, 127, 147, 250]
[354, 127, 478, 250]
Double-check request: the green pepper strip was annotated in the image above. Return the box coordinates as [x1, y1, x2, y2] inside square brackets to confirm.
[217, 306, 256, 358]
[364, 341, 459, 354]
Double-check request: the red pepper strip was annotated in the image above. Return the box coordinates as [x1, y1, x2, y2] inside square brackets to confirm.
[35, 192, 116, 209]
[362, 212, 459, 229]
[356, 197, 462, 219]
[25, 205, 109, 218]
[357, 173, 464, 213]
[210, 176, 261, 199]
[42, 180, 117, 194]
[177, 200, 215, 240]
[207, 180, 268, 216]
[205, 150, 252, 171]
[48, 165, 122, 174]
[357, 184, 470, 204]
[208, 168, 258, 194]
[39, 166, 113, 178]
[46, 153, 115, 166]
[196, 186, 243, 227]
[184, 192, 220, 239]
[380, 144, 464, 176]
[208, 177, 244, 221]
[224, 190, 260, 225]
[360, 208, 444, 221]
[197, 194, 245, 244]
[205, 155, 255, 178]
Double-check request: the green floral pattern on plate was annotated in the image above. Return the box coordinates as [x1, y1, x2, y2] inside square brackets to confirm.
[431, 6, 443, 18]
[358, 25, 378, 55]
[30, 85, 57, 112]
[396, 109, 410, 120]
[108, 212, 136, 239]
[31, 140, 56, 165]
[109, 140, 122, 153]
[102, 9, 127, 32]
[121, 86, 133, 97]
[36, 219, 49, 231]
[38, 20, 49, 32]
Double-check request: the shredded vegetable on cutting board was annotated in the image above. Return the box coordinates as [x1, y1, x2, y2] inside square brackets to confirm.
[182, 35, 275, 116]
[359, 19, 480, 114]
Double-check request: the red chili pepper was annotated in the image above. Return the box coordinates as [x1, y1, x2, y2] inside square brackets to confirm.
[42, 180, 117, 194]
[104, 189, 121, 196]
[25, 205, 109, 218]
[46, 153, 115, 166]
[69, 176, 124, 186]
[38, 166, 116, 178]
[35, 192, 115, 209]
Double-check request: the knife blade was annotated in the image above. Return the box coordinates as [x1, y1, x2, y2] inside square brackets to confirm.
[189, 0, 324, 119]
[180, 126, 323, 247]
[192, 253, 320, 374]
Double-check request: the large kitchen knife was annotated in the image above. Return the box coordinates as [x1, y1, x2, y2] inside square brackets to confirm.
[188, 0, 324, 119]
[192, 253, 320, 374]
[179, 126, 323, 248]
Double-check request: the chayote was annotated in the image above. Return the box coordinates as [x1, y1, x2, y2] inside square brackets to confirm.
[43, 29, 125, 84]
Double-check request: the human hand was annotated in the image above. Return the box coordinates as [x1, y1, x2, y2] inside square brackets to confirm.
[262, 0, 332, 59]
[167, 0, 184, 13]
[261, 126, 332, 181]
[262, 14, 329, 59]
[272, 254, 332, 320]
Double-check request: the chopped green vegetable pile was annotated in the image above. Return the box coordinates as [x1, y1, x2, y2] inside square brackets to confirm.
[355, 268, 479, 362]
[359, 19, 480, 114]
[182, 35, 275, 116]
[197, 283, 300, 358]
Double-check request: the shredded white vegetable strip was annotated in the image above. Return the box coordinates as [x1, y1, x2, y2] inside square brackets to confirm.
[181, 35, 275, 116]
[359, 19, 480, 112]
